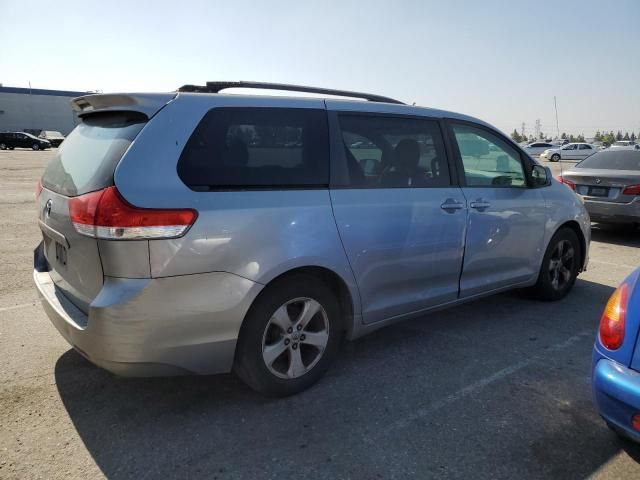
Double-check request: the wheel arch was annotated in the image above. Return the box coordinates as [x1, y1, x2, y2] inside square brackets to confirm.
[243, 265, 357, 339]
[554, 220, 587, 271]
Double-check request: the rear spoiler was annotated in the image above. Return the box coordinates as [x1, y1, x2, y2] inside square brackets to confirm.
[71, 93, 177, 118]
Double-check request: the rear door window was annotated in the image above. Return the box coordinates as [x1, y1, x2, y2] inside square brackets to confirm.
[177, 108, 329, 190]
[41, 112, 146, 196]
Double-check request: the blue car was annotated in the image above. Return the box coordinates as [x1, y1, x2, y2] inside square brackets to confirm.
[593, 267, 640, 441]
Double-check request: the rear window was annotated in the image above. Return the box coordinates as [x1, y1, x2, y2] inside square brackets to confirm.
[41, 112, 146, 196]
[177, 107, 329, 190]
[576, 150, 640, 170]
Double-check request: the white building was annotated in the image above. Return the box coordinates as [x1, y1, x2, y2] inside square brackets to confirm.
[0, 85, 88, 135]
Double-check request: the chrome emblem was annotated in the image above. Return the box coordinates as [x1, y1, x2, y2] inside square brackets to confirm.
[595, 178, 602, 184]
[44, 199, 52, 218]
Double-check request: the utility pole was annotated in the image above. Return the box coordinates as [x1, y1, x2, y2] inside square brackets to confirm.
[554, 96, 560, 139]
[535, 119, 541, 139]
[521, 122, 526, 138]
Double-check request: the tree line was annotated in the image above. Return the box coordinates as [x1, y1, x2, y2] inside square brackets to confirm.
[593, 131, 637, 145]
[511, 129, 637, 145]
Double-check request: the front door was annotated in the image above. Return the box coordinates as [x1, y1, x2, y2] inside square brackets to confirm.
[577, 144, 594, 160]
[562, 144, 578, 159]
[448, 121, 547, 297]
[329, 112, 467, 324]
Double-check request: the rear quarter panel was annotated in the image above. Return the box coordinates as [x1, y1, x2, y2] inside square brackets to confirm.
[113, 94, 361, 315]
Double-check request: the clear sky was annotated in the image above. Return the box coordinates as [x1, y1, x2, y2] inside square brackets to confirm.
[1, 0, 638, 137]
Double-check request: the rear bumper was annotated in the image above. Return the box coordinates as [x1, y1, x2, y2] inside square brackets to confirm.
[34, 268, 263, 376]
[592, 357, 640, 442]
[584, 198, 640, 224]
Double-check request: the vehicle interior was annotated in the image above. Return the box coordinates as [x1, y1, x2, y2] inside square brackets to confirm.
[340, 122, 450, 188]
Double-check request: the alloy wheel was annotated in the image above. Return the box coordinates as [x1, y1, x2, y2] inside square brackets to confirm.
[548, 239, 575, 291]
[261, 297, 329, 379]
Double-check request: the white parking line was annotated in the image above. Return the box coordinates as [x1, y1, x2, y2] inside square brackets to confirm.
[0, 302, 36, 313]
[369, 329, 594, 441]
[589, 259, 636, 269]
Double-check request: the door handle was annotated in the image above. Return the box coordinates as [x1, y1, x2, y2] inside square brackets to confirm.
[440, 198, 465, 213]
[470, 199, 491, 211]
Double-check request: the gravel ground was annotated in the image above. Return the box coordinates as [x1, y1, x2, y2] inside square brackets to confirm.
[1, 149, 639, 479]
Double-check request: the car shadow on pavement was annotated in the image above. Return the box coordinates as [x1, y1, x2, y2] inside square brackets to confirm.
[591, 224, 640, 248]
[54, 278, 639, 479]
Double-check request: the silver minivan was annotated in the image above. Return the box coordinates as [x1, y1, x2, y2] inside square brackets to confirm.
[34, 82, 590, 395]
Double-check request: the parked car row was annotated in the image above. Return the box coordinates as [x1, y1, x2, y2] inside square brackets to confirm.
[0, 130, 65, 151]
[524, 140, 638, 163]
[0, 132, 52, 150]
[610, 140, 639, 150]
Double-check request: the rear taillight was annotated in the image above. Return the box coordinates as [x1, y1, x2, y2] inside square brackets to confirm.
[623, 184, 640, 195]
[556, 175, 575, 191]
[36, 181, 43, 198]
[68, 186, 197, 240]
[599, 283, 630, 350]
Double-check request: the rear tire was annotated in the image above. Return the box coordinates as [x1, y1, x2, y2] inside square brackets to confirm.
[551, 153, 560, 162]
[234, 274, 342, 396]
[530, 228, 580, 301]
[32, 144, 40, 151]
[0, 143, 6, 150]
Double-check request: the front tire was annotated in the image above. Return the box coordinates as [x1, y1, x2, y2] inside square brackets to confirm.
[530, 228, 580, 301]
[0, 143, 6, 150]
[551, 153, 560, 162]
[32, 144, 40, 151]
[234, 274, 343, 396]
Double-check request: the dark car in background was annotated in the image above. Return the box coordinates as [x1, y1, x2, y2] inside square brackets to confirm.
[38, 131, 65, 147]
[558, 149, 640, 226]
[0, 132, 51, 150]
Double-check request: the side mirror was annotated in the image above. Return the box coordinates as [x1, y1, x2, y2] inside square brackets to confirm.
[531, 164, 551, 187]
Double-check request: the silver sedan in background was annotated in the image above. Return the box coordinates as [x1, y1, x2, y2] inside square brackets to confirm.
[559, 149, 640, 226]
[540, 142, 598, 162]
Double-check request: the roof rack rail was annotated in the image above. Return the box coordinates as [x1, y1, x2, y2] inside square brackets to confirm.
[177, 81, 405, 105]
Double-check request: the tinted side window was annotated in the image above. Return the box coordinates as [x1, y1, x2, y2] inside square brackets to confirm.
[178, 108, 328, 189]
[452, 123, 526, 188]
[579, 144, 592, 150]
[337, 115, 450, 188]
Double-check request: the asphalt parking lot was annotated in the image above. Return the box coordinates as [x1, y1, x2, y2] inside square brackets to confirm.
[1, 150, 639, 479]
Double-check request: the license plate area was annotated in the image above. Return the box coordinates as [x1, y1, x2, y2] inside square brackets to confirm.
[587, 186, 608, 197]
[55, 241, 68, 266]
